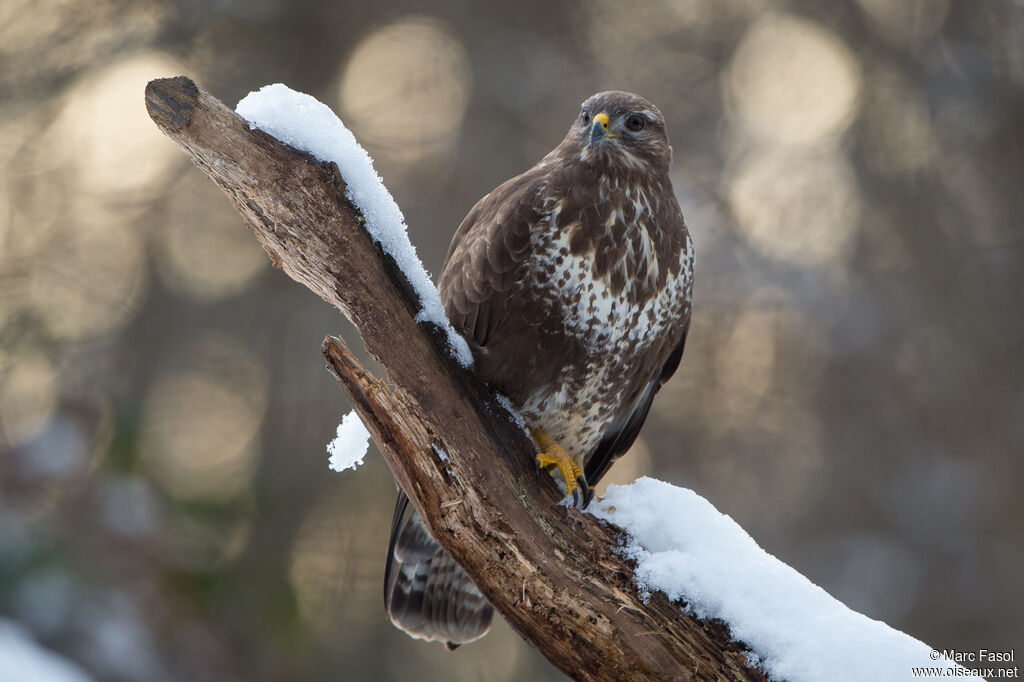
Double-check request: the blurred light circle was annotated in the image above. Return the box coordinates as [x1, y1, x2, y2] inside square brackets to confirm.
[728, 150, 861, 265]
[154, 172, 268, 302]
[49, 52, 185, 197]
[712, 289, 826, 420]
[15, 415, 90, 479]
[0, 353, 57, 447]
[27, 208, 147, 340]
[139, 336, 266, 501]
[98, 475, 162, 539]
[0, 279, 26, 330]
[0, 184, 23, 329]
[862, 67, 935, 175]
[0, 183, 9, 251]
[1, 170, 68, 264]
[337, 16, 472, 166]
[714, 305, 778, 416]
[165, 512, 253, 571]
[705, 400, 825, 524]
[288, 485, 391, 642]
[583, 0, 722, 114]
[726, 14, 861, 146]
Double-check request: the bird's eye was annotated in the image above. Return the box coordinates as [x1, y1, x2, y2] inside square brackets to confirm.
[581, 110, 592, 125]
[626, 115, 645, 132]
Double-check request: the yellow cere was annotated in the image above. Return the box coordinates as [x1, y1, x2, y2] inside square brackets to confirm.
[594, 112, 619, 138]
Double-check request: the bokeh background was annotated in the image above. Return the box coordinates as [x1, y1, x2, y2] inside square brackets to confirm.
[1, 0, 1022, 680]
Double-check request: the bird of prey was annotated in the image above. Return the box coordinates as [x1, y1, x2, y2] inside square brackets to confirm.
[384, 91, 694, 649]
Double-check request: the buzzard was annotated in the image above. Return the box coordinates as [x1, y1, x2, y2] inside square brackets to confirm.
[384, 91, 693, 648]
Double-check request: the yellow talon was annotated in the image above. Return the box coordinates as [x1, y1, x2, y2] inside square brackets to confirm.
[532, 429, 592, 507]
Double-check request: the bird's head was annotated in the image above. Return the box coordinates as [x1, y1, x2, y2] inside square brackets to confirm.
[568, 91, 671, 173]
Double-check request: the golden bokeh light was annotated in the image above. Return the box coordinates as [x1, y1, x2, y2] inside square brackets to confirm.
[710, 289, 827, 425]
[862, 66, 936, 176]
[0, 280, 25, 331]
[1, 166, 68, 264]
[858, 204, 911, 272]
[47, 51, 185, 198]
[726, 14, 861, 147]
[0, 0, 168, 96]
[153, 171, 268, 302]
[0, 183, 19, 329]
[139, 335, 267, 501]
[714, 305, 779, 419]
[695, 290, 829, 523]
[0, 181, 9, 250]
[165, 512, 254, 571]
[728, 149, 861, 266]
[288, 483, 392, 644]
[584, 0, 727, 110]
[5, 52, 195, 341]
[703, 399, 825, 526]
[0, 0, 67, 57]
[337, 16, 472, 167]
[26, 204, 148, 340]
[0, 352, 58, 448]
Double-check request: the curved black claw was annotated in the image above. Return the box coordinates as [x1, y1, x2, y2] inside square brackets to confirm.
[582, 488, 595, 509]
[571, 488, 581, 507]
[576, 475, 594, 509]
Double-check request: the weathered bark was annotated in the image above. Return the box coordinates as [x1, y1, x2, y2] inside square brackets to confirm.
[145, 76, 768, 682]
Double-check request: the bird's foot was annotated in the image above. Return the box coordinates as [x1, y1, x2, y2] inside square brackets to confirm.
[532, 429, 593, 508]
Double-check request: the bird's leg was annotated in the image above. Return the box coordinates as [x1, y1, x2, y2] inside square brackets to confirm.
[532, 429, 593, 507]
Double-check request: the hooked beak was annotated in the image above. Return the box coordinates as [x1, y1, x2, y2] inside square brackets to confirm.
[590, 112, 619, 147]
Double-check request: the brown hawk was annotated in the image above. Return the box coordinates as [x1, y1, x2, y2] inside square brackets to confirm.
[384, 91, 693, 648]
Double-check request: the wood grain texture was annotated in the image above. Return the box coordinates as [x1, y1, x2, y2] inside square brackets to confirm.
[145, 76, 768, 682]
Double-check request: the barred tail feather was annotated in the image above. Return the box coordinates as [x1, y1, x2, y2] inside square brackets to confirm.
[383, 490, 494, 649]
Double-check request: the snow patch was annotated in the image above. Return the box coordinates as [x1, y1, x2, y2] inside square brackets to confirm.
[431, 445, 453, 477]
[0, 619, 94, 682]
[235, 83, 473, 367]
[590, 477, 963, 682]
[327, 411, 371, 472]
[494, 394, 528, 433]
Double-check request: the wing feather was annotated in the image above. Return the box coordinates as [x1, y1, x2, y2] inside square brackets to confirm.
[438, 170, 545, 383]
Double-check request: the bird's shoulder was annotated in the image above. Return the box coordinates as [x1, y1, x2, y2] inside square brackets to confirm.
[442, 165, 552, 269]
[438, 161, 563, 358]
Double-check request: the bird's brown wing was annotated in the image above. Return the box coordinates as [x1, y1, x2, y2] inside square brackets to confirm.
[438, 170, 546, 384]
[584, 324, 688, 484]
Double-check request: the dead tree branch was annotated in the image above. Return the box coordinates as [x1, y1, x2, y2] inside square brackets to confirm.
[144, 75, 767, 682]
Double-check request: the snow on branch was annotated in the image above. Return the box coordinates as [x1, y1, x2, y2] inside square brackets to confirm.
[327, 410, 371, 472]
[235, 84, 472, 367]
[145, 76, 961, 682]
[0, 619, 94, 682]
[593, 479, 962, 681]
